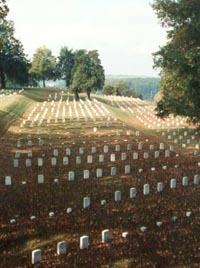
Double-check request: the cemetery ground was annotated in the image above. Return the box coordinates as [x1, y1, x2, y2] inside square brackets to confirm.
[0, 88, 200, 268]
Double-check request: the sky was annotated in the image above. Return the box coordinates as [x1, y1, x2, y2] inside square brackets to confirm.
[7, 0, 167, 77]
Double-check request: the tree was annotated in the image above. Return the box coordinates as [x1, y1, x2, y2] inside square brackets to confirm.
[29, 46, 57, 87]
[57, 47, 74, 87]
[152, 0, 200, 125]
[0, 0, 8, 21]
[103, 85, 115, 95]
[70, 49, 105, 100]
[0, 20, 29, 88]
[0, 0, 9, 50]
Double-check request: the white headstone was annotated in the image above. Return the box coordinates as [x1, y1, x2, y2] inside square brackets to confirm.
[154, 151, 160, 158]
[96, 168, 102, 178]
[115, 144, 120, 152]
[143, 152, 149, 159]
[38, 174, 44, 184]
[143, 184, 150, 195]
[121, 153, 127, 161]
[110, 154, 115, 162]
[91, 147, 96, 153]
[102, 229, 110, 243]
[51, 157, 57, 166]
[170, 179, 176, 189]
[79, 147, 84, 155]
[38, 158, 43, 167]
[103, 145, 109, 153]
[27, 151, 32, 157]
[101, 200, 106, 205]
[194, 174, 200, 185]
[57, 241, 66, 255]
[138, 143, 142, 150]
[63, 156, 69, 165]
[66, 148, 71, 156]
[14, 159, 19, 168]
[76, 156, 81, 164]
[31, 249, 41, 264]
[122, 232, 129, 238]
[28, 140, 32, 146]
[182, 176, 188, 186]
[67, 208, 72, 213]
[140, 226, 147, 232]
[156, 221, 162, 227]
[99, 154, 104, 162]
[136, 130, 140, 136]
[53, 149, 59, 157]
[165, 150, 170, 157]
[68, 171, 75, 181]
[17, 140, 21, 148]
[5, 176, 11, 185]
[26, 159, 31, 167]
[87, 155, 93, 164]
[133, 152, 138, 160]
[111, 167, 117, 176]
[127, 144, 132, 151]
[157, 182, 164, 192]
[83, 170, 90, 179]
[80, 235, 89, 249]
[130, 187, 137, 198]
[83, 197, 90, 208]
[115, 190, 121, 201]
[124, 165, 130, 174]
[149, 145, 154, 150]
[15, 151, 20, 158]
[159, 143, 165, 150]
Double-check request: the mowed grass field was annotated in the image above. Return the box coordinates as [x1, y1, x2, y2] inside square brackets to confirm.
[0, 88, 200, 268]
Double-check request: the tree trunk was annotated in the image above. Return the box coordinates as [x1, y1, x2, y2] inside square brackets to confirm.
[86, 88, 91, 100]
[0, 69, 6, 88]
[42, 78, 46, 88]
[74, 88, 80, 101]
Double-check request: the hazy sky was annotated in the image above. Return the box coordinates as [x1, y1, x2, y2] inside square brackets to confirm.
[7, 0, 167, 76]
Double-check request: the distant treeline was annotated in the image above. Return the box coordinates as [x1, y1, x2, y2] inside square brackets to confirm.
[105, 76, 160, 100]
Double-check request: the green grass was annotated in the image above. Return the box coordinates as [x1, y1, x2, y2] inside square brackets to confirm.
[0, 95, 32, 134]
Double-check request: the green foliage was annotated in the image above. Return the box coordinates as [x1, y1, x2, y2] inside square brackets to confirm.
[103, 81, 143, 99]
[105, 76, 158, 99]
[103, 84, 115, 95]
[0, 0, 8, 21]
[70, 49, 105, 100]
[57, 47, 74, 87]
[29, 46, 57, 87]
[0, 20, 29, 88]
[152, 0, 200, 125]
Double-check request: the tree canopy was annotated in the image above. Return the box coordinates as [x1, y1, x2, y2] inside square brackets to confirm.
[0, 0, 8, 21]
[70, 49, 105, 100]
[57, 47, 74, 87]
[103, 81, 143, 99]
[0, 20, 29, 88]
[152, 0, 200, 125]
[29, 46, 57, 87]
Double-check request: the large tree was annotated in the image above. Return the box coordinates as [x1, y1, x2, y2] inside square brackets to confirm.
[0, 0, 8, 20]
[70, 49, 105, 100]
[0, 0, 9, 50]
[152, 0, 200, 125]
[29, 46, 57, 87]
[57, 47, 74, 87]
[0, 20, 29, 88]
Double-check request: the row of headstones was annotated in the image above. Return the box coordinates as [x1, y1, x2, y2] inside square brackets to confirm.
[81, 175, 200, 207]
[31, 230, 115, 264]
[9, 175, 198, 224]
[7, 160, 190, 185]
[12, 149, 173, 168]
[15, 141, 173, 156]
[25, 98, 109, 126]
